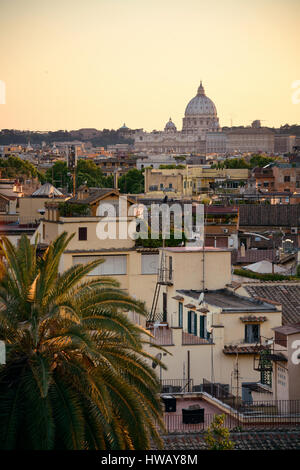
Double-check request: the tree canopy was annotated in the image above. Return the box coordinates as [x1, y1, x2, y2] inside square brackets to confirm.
[118, 168, 144, 194]
[45, 160, 113, 192]
[211, 154, 275, 170]
[0, 156, 45, 182]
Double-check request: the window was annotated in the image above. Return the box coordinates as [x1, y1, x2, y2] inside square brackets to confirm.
[188, 311, 197, 335]
[169, 183, 173, 189]
[178, 302, 183, 327]
[199, 315, 206, 338]
[141, 254, 159, 274]
[284, 175, 290, 182]
[163, 293, 167, 322]
[73, 255, 127, 275]
[78, 227, 87, 241]
[245, 324, 260, 343]
[168, 256, 173, 281]
[42, 223, 45, 240]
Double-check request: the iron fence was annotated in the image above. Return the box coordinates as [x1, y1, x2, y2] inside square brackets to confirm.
[162, 411, 300, 434]
[160, 379, 194, 393]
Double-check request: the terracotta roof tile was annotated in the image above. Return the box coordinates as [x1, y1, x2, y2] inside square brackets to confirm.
[245, 283, 300, 324]
[240, 315, 268, 322]
[223, 344, 268, 354]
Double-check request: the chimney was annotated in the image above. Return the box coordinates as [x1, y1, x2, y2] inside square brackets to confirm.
[114, 167, 122, 190]
[240, 243, 246, 258]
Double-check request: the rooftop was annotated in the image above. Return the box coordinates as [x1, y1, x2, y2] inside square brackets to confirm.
[176, 288, 277, 312]
[232, 249, 277, 264]
[245, 283, 300, 324]
[159, 430, 300, 450]
[164, 246, 231, 253]
[273, 323, 300, 336]
[31, 182, 64, 198]
[239, 204, 300, 227]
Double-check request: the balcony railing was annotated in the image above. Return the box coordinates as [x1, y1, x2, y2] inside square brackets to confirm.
[149, 326, 173, 346]
[160, 379, 194, 394]
[157, 267, 173, 285]
[161, 410, 300, 434]
[182, 331, 212, 345]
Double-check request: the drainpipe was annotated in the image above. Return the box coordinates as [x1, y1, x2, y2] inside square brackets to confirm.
[187, 350, 190, 392]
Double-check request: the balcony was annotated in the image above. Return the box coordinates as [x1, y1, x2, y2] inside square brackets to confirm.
[157, 267, 173, 285]
[148, 325, 173, 346]
[182, 331, 212, 345]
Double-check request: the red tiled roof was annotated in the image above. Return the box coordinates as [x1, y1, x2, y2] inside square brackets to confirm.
[245, 283, 300, 324]
[240, 315, 267, 322]
[232, 249, 277, 264]
[223, 344, 268, 354]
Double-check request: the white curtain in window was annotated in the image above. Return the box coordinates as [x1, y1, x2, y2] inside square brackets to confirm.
[73, 255, 127, 275]
[141, 254, 159, 274]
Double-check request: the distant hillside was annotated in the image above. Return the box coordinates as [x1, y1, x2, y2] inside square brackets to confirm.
[0, 129, 134, 147]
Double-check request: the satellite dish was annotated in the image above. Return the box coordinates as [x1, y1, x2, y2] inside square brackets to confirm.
[198, 292, 204, 304]
[152, 352, 162, 369]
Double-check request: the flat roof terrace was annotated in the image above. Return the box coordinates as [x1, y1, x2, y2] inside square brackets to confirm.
[177, 289, 278, 312]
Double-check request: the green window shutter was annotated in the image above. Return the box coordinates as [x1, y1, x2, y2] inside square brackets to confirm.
[178, 302, 183, 327]
[200, 315, 205, 338]
[194, 313, 197, 336]
[188, 311, 192, 333]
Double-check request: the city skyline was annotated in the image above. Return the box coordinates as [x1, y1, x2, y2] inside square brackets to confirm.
[0, 0, 299, 131]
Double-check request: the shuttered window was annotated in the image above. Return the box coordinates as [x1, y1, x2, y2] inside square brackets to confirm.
[178, 302, 183, 327]
[199, 315, 205, 338]
[78, 227, 87, 241]
[188, 311, 192, 333]
[141, 254, 159, 274]
[72, 255, 127, 275]
[188, 311, 197, 335]
[163, 293, 167, 322]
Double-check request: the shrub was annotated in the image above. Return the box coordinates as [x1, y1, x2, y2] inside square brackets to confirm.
[204, 414, 234, 450]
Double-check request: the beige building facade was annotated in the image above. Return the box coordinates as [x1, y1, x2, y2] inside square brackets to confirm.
[145, 247, 282, 399]
[144, 166, 249, 197]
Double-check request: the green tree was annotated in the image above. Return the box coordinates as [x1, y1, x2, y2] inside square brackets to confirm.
[118, 168, 144, 194]
[45, 160, 113, 191]
[249, 154, 274, 168]
[204, 414, 234, 450]
[0, 155, 45, 182]
[45, 161, 69, 188]
[0, 233, 165, 449]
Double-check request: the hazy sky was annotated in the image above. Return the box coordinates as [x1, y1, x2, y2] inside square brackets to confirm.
[0, 0, 299, 131]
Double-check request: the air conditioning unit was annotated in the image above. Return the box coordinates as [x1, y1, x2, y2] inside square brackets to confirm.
[291, 227, 298, 234]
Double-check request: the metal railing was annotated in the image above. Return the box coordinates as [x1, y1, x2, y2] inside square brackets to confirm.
[149, 327, 173, 346]
[158, 267, 173, 285]
[162, 412, 238, 434]
[162, 411, 300, 434]
[202, 379, 300, 416]
[0, 214, 40, 225]
[182, 330, 212, 345]
[160, 379, 194, 393]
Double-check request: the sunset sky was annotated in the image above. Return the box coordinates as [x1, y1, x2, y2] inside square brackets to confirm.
[0, 0, 299, 131]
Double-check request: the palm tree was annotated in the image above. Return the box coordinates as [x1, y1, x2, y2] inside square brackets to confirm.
[0, 232, 165, 450]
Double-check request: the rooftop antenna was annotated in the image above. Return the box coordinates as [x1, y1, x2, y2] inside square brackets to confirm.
[198, 292, 204, 304]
